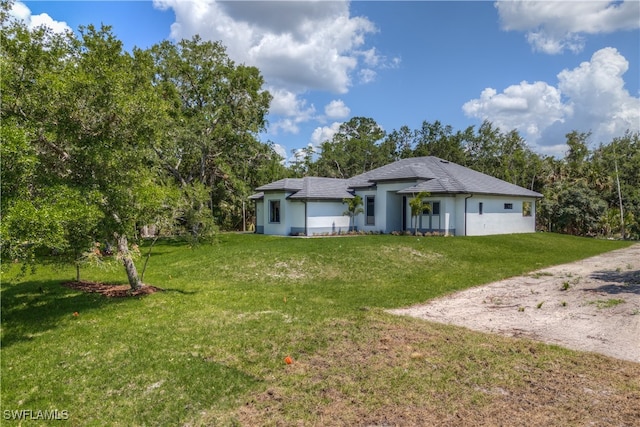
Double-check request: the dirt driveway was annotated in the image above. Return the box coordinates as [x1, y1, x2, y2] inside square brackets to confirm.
[390, 244, 640, 363]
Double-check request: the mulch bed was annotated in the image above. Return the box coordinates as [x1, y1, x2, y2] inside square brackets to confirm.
[62, 281, 162, 298]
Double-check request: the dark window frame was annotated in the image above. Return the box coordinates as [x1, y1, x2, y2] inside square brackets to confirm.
[365, 195, 375, 225]
[504, 203, 513, 210]
[479, 202, 483, 215]
[431, 201, 440, 215]
[269, 200, 281, 223]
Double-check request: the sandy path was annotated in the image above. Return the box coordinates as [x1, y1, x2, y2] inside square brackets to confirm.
[389, 244, 640, 363]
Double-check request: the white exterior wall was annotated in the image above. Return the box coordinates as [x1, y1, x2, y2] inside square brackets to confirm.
[306, 201, 350, 235]
[454, 195, 468, 235]
[289, 200, 306, 234]
[465, 195, 537, 236]
[354, 190, 377, 231]
[442, 197, 454, 235]
[255, 200, 264, 233]
[376, 182, 416, 233]
[414, 196, 456, 235]
[257, 187, 537, 237]
[262, 192, 290, 236]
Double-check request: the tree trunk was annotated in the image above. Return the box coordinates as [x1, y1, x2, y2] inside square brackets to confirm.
[116, 234, 142, 291]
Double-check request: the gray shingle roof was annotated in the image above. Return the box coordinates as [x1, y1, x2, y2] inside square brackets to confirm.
[352, 157, 542, 198]
[288, 177, 354, 199]
[253, 177, 353, 200]
[349, 159, 437, 187]
[252, 157, 542, 200]
[256, 178, 304, 192]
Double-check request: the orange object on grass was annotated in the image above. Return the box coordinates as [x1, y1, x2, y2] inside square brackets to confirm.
[73, 312, 79, 317]
[284, 356, 293, 365]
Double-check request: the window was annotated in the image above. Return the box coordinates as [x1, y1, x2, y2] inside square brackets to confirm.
[522, 201, 532, 217]
[366, 196, 375, 225]
[269, 200, 280, 223]
[479, 202, 483, 215]
[431, 201, 440, 215]
[504, 203, 513, 210]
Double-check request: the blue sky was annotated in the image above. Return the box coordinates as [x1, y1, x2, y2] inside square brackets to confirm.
[15, 1, 640, 159]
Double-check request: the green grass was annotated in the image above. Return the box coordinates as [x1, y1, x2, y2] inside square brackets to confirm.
[1, 233, 636, 425]
[588, 298, 626, 309]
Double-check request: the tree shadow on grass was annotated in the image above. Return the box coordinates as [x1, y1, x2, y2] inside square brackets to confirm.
[162, 288, 198, 295]
[0, 278, 129, 348]
[585, 269, 640, 295]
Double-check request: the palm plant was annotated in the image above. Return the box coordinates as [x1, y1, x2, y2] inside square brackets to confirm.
[409, 191, 431, 235]
[342, 195, 364, 232]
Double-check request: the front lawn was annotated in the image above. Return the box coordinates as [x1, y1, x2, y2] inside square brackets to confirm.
[2, 233, 638, 425]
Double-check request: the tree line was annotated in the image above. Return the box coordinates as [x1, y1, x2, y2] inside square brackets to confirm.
[2, 4, 637, 289]
[290, 117, 639, 240]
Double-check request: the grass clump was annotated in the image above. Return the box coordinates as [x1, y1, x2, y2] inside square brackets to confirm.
[588, 298, 626, 309]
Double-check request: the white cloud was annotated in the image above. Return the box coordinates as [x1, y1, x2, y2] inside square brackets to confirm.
[9, 1, 30, 21]
[360, 47, 379, 67]
[463, 48, 639, 150]
[268, 88, 316, 134]
[496, 0, 640, 54]
[29, 12, 72, 34]
[359, 69, 377, 84]
[324, 100, 350, 120]
[289, 143, 317, 164]
[271, 143, 287, 161]
[154, 0, 379, 94]
[9, 1, 72, 34]
[153, 0, 395, 136]
[269, 88, 314, 118]
[283, 120, 343, 164]
[463, 81, 570, 141]
[556, 47, 640, 142]
[310, 122, 343, 146]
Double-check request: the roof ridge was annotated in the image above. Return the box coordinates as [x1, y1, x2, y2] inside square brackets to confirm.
[431, 158, 466, 192]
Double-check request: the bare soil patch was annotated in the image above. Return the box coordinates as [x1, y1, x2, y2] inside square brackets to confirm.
[62, 280, 162, 297]
[233, 316, 640, 426]
[390, 244, 640, 363]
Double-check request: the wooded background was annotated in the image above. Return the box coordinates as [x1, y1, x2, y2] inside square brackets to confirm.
[2, 5, 638, 283]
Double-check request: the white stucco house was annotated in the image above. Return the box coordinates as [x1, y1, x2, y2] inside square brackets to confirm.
[250, 156, 542, 236]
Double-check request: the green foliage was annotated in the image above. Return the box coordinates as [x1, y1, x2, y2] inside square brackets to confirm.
[149, 36, 280, 230]
[342, 195, 364, 231]
[592, 132, 640, 239]
[409, 192, 431, 235]
[0, 23, 138, 284]
[413, 120, 471, 165]
[554, 182, 607, 236]
[537, 131, 639, 238]
[0, 121, 37, 206]
[315, 117, 388, 178]
[0, 13, 284, 287]
[0, 178, 103, 276]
